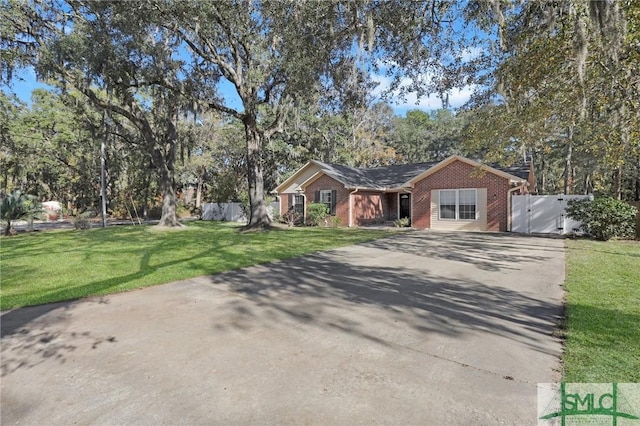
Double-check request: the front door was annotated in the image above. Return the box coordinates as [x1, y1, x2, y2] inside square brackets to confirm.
[399, 193, 411, 220]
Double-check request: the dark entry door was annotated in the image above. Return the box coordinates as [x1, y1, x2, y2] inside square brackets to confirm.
[399, 193, 411, 219]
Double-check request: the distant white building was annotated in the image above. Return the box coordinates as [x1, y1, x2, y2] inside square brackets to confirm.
[42, 201, 62, 220]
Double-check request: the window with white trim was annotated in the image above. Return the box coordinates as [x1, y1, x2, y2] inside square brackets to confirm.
[319, 190, 332, 212]
[439, 189, 477, 220]
[293, 195, 305, 215]
[458, 189, 477, 220]
[439, 190, 456, 219]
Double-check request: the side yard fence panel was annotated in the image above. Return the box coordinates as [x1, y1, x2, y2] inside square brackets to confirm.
[511, 194, 593, 234]
[201, 202, 279, 223]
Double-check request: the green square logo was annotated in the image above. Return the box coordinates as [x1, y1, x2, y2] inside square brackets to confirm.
[538, 383, 640, 425]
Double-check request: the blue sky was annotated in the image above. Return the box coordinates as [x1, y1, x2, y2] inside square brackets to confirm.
[4, 66, 473, 117]
[3, 68, 53, 102]
[2, 1, 484, 118]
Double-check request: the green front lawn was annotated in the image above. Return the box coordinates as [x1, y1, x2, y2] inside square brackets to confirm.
[0, 222, 395, 310]
[563, 238, 640, 382]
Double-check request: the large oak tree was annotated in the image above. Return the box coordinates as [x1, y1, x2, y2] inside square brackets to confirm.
[3, 0, 483, 227]
[2, 0, 198, 226]
[160, 0, 463, 228]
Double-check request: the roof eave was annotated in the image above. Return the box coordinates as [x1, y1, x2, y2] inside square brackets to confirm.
[272, 161, 314, 193]
[382, 186, 413, 192]
[345, 186, 385, 192]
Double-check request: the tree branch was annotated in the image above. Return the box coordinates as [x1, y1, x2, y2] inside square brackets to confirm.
[263, 96, 291, 139]
[260, 76, 285, 104]
[208, 99, 243, 120]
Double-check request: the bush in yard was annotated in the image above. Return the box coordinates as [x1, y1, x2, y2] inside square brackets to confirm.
[176, 202, 191, 219]
[0, 190, 43, 235]
[566, 197, 637, 241]
[73, 212, 93, 230]
[306, 202, 329, 226]
[394, 217, 410, 227]
[282, 210, 302, 227]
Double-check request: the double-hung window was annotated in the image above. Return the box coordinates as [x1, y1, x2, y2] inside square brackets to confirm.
[439, 190, 457, 219]
[315, 189, 336, 214]
[319, 190, 332, 213]
[439, 189, 477, 220]
[293, 195, 305, 215]
[457, 189, 477, 220]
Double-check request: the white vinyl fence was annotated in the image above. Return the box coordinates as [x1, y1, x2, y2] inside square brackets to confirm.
[201, 202, 279, 223]
[511, 194, 593, 234]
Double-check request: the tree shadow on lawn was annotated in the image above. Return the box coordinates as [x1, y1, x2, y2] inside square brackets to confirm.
[0, 233, 271, 377]
[207, 247, 564, 356]
[2, 226, 256, 310]
[0, 226, 146, 258]
[1, 230, 566, 377]
[0, 248, 214, 377]
[37, 241, 242, 307]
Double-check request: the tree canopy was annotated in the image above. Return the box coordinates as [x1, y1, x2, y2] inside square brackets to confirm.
[1, 0, 638, 233]
[464, 0, 639, 198]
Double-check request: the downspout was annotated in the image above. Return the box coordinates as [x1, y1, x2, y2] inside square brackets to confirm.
[507, 183, 527, 232]
[349, 187, 360, 227]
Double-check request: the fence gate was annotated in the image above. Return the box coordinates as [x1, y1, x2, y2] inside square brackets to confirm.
[511, 194, 592, 234]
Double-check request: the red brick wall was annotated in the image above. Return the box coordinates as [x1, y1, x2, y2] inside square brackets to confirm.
[279, 194, 290, 215]
[412, 160, 511, 231]
[387, 193, 398, 220]
[353, 191, 386, 225]
[304, 174, 350, 226]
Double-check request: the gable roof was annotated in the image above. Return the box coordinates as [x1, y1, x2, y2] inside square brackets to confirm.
[272, 161, 317, 193]
[406, 155, 526, 185]
[273, 155, 529, 193]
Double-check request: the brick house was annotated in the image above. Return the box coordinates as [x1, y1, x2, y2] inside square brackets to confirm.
[272, 155, 534, 231]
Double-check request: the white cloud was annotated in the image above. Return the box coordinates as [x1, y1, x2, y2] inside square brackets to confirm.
[460, 47, 482, 62]
[371, 73, 475, 115]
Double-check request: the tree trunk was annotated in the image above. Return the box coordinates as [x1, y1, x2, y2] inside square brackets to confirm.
[539, 150, 546, 194]
[151, 122, 181, 227]
[243, 116, 271, 230]
[636, 158, 640, 201]
[196, 167, 204, 208]
[157, 166, 180, 226]
[614, 166, 622, 200]
[563, 128, 573, 195]
[583, 172, 592, 195]
[142, 159, 152, 221]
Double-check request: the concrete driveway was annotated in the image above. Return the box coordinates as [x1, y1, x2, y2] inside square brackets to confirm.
[1, 231, 565, 425]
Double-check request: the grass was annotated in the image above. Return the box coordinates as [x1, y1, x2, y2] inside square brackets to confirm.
[563, 238, 640, 382]
[0, 221, 396, 310]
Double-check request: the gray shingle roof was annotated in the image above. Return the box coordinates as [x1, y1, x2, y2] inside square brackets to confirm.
[491, 156, 532, 180]
[314, 161, 439, 189]
[312, 156, 531, 190]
